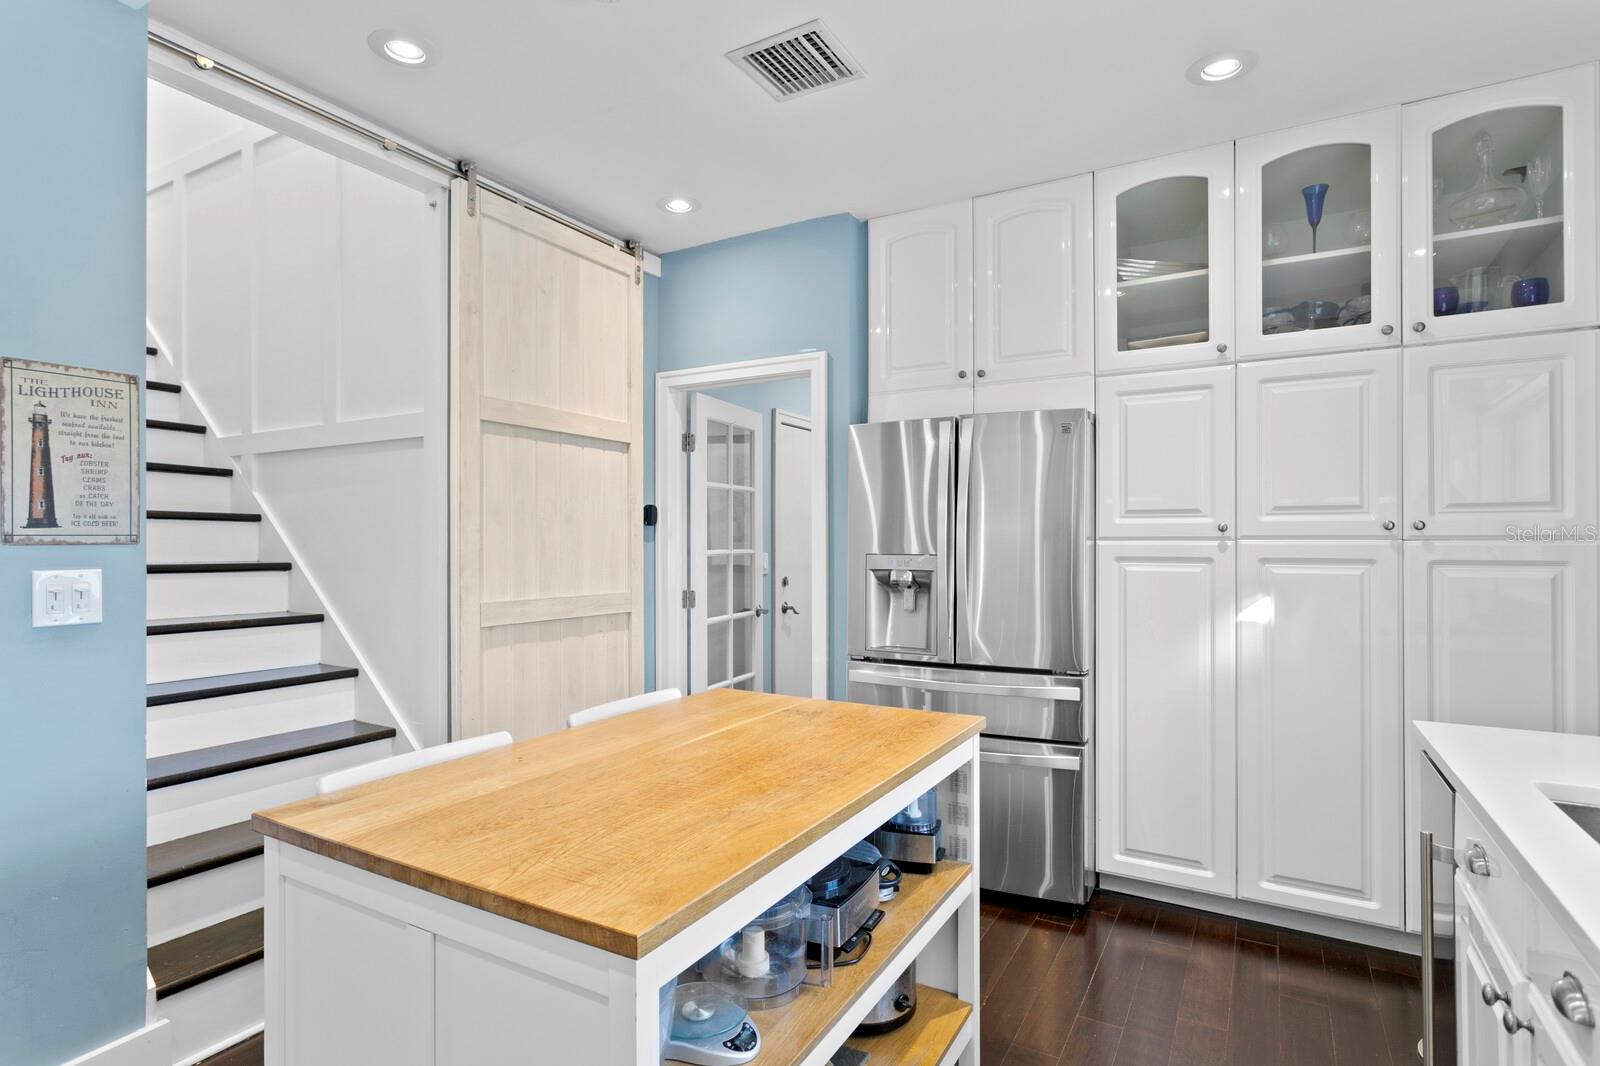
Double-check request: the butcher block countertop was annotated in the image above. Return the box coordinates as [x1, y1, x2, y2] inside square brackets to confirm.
[253, 689, 982, 959]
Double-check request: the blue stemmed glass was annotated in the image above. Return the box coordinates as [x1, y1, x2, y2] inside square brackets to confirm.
[1302, 184, 1330, 254]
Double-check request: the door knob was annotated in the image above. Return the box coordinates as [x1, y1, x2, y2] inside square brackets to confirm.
[1413, 322, 1427, 333]
[781, 602, 800, 616]
[1382, 520, 1396, 531]
[1413, 520, 1427, 531]
[1381, 324, 1395, 336]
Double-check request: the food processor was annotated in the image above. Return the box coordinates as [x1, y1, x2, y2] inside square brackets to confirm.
[699, 885, 832, 1010]
[871, 787, 943, 872]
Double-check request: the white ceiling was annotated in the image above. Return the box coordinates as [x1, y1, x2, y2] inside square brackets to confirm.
[149, 0, 1600, 253]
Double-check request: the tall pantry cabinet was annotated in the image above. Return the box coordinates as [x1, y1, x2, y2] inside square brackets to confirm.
[866, 61, 1600, 934]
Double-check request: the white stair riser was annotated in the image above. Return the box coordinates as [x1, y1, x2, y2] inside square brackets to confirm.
[156, 961, 263, 1066]
[148, 678, 356, 758]
[147, 519, 259, 564]
[147, 470, 231, 512]
[147, 427, 205, 465]
[147, 570, 289, 620]
[148, 855, 263, 946]
[147, 389, 181, 421]
[148, 737, 395, 844]
[147, 623, 321, 684]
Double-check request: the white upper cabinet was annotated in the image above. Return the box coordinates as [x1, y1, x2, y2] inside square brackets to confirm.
[868, 201, 973, 398]
[1236, 108, 1402, 359]
[1402, 64, 1598, 344]
[1095, 143, 1235, 374]
[1402, 331, 1597, 538]
[973, 175, 1095, 385]
[1237, 350, 1400, 538]
[1097, 540, 1236, 896]
[1097, 365, 1234, 538]
[1236, 540, 1403, 928]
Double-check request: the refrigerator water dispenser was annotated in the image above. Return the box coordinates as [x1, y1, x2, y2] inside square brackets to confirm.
[864, 554, 938, 656]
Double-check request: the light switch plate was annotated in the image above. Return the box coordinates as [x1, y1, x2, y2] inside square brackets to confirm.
[32, 569, 102, 627]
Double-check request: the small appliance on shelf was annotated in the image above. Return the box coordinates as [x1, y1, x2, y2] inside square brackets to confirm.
[805, 855, 881, 951]
[870, 788, 942, 873]
[662, 982, 761, 1065]
[698, 885, 832, 1011]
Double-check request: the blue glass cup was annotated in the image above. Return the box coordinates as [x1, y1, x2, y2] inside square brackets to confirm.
[1512, 276, 1551, 307]
[1433, 286, 1460, 316]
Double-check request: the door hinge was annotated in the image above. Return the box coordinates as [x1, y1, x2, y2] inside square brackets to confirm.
[460, 159, 479, 218]
[681, 432, 696, 452]
[627, 239, 643, 285]
[682, 589, 696, 609]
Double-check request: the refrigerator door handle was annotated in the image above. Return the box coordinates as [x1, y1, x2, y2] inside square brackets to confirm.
[847, 665, 1081, 701]
[981, 749, 1081, 772]
[1420, 828, 1438, 1066]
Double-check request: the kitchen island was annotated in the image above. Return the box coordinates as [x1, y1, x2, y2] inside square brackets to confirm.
[252, 689, 985, 1065]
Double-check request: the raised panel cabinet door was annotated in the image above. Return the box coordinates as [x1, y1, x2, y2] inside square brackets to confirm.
[973, 174, 1094, 385]
[1402, 331, 1597, 538]
[1402, 63, 1598, 344]
[1237, 541, 1403, 927]
[1237, 349, 1401, 537]
[1096, 541, 1237, 896]
[1095, 142, 1236, 374]
[1097, 365, 1234, 538]
[868, 201, 974, 396]
[1235, 107, 1402, 359]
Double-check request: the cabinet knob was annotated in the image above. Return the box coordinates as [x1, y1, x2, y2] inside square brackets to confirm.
[957, 370, 968, 379]
[1502, 1009, 1534, 1037]
[976, 369, 987, 378]
[1381, 324, 1394, 336]
[1413, 520, 1426, 531]
[1413, 322, 1427, 333]
[1382, 520, 1396, 531]
[1482, 983, 1510, 1009]
[1552, 972, 1596, 1028]
[1216, 523, 1229, 534]
[1216, 343, 1228, 354]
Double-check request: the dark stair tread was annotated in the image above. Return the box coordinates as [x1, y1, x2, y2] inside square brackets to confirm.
[148, 379, 181, 394]
[147, 509, 260, 522]
[148, 461, 232, 478]
[147, 417, 206, 434]
[148, 610, 324, 636]
[147, 720, 395, 790]
[198, 1032, 263, 1066]
[148, 822, 263, 887]
[148, 663, 358, 706]
[148, 909, 263, 999]
[148, 561, 291, 574]
[147, 345, 159, 356]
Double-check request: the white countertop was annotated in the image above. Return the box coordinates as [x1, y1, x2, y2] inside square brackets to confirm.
[1415, 721, 1600, 964]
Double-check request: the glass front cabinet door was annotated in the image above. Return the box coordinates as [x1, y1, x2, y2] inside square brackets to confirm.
[1095, 143, 1235, 373]
[1236, 108, 1402, 359]
[1402, 63, 1598, 343]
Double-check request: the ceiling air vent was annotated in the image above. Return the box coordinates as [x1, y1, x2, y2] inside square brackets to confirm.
[727, 20, 864, 101]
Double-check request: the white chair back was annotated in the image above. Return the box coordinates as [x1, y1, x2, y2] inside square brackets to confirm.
[316, 731, 513, 796]
[566, 688, 683, 729]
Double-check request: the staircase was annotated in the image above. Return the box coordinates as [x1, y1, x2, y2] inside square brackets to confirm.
[142, 345, 399, 1065]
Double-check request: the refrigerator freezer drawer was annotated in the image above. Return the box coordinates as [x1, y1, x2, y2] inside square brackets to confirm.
[979, 737, 1091, 905]
[847, 662, 1089, 744]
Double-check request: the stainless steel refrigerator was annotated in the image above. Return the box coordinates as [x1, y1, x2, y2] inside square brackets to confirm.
[846, 410, 1094, 904]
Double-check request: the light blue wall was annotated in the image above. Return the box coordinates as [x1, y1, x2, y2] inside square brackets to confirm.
[645, 214, 868, 697]
[0, 2, 150, 1062]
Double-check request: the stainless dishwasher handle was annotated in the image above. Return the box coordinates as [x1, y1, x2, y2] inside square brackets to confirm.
[848, 666, 1081, 701]
[980, 749, 1081, 772]
[1421, 829, 1438, 1066]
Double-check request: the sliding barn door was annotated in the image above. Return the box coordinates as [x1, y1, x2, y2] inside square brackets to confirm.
[451, 181, 644, 738]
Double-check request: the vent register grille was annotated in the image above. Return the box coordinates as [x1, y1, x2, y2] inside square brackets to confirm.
[728, 20, 863, 100]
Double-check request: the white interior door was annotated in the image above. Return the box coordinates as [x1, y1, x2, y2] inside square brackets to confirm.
[689, 394, 765, 692]
[772, 410, 812, 696]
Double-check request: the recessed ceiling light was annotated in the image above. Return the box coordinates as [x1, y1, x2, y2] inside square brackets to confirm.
[367, 29, 434, 67]
[1186, 50, 1256, 86]
[659, 197, 699, 214]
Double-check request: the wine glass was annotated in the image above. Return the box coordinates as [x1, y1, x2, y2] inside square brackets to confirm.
[1264, 222, 1287, 257]
[1345, 208, 1372, 246]
[1302, 184, 1330, 254]
[1528, 154, 1554, 219]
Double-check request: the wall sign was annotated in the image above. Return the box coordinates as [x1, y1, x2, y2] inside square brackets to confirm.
[2, 358, 140, 544]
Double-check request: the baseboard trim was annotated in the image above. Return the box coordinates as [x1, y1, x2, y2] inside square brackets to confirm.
[61, 1019, 172, 1066]
[1098, 873, 1422, 955]
[175, 1023, 263, 1066]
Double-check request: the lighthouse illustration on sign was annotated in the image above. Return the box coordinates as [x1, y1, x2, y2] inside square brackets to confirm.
[26, 400, 59, 528]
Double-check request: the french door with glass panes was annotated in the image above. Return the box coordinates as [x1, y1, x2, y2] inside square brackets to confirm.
[689, 394, 766, 692]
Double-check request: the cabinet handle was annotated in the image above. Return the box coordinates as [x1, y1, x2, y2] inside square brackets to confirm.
[1413, 322, 1427, 333]
[1413, 520, 1427, 531]
[1216, 343, 1228, 354]
[1382, 520, 1396, 531]
[976, 369, 987, 378]
[1217, 523, 1229, 534]
[1463, 842, 1492, 877]
[1552, 972, 1596, 1028]
[1381, 324, 1395, 336]
[957, 370, 968, 379]
[1482, 983, 1510, 1008]
[1502, 1009, 1534, 1037]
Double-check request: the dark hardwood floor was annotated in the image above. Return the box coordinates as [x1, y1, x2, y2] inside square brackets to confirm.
[979, 891, 1423, 1066]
